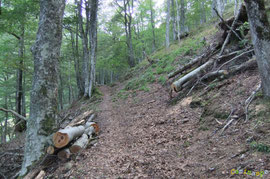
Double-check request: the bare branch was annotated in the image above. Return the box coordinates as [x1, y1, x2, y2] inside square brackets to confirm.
[0, 108, 27, 121]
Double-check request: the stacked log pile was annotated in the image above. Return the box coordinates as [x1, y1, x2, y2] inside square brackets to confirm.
[48, 112, 99, 160]
[169, 4, 256, 96]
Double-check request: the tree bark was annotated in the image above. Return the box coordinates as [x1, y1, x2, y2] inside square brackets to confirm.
[77, 0, 90, 97]
[180, 0, 186, 34]
[244, 0, 270, 96]
[15, 24, 26, 133]
[70, 134, 89, 153]
[175, 0, 181, 43]
[20, 0, 65, 176]
[166, 0, 171, 49]
[150, 0, 156, 51]
[171, 0, 177, 41]
[88, 0, 98, 98]
[200, 0, 206, 24]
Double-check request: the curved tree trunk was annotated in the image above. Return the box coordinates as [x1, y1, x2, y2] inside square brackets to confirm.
[20, 0, 65, 176]
[244, 0, 270, 97]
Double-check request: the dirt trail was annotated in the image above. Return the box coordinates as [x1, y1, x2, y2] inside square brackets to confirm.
[67, 84, 193, 178]
[63, 77, 269, 179]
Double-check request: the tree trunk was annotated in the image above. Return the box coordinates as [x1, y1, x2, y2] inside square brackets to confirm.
[70, 27, 84, 96]
[180, 0, 185, 34]
[200, 0, 206, 24]
[15, 24, 26, 133]
[175, 0, 181, 43]
[88, 0, 98, 98]
[150, 0, 156, 51]
[166, 0, 171, 49]
[77, 0, 90, 97]
[212, 0, 217, 17]
[22, 73, 26, 117]
[20, 0, 65, 176]
[217, 0, 225, 17]
[3, 94, 8, 143]
[234, 0, 241, 16]
[171, 0, 177, 41]
[244, 0, 270, 97]
[59, 71, 63, 110]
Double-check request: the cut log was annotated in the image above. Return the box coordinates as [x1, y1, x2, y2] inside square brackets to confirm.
[57, 148, 71, 160]
[46, 146, 55, 155]
[70, 134, 89, 153]
[23, 169, 40, 179]
[88, 114, 96, 122]
[171, 59, 215, 92]
[84, 126, 95, 136]
[67, 110, 93, 127]
[168, 43, 220, 79]
[35, 170, 45, 179]
[85, 122, 99, 134]
[53, 125, 85, 148]
[201, 70, 228, 82]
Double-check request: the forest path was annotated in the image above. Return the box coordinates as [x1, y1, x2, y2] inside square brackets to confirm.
[69, 84, 195, 178]
[65, 82, 253, 179]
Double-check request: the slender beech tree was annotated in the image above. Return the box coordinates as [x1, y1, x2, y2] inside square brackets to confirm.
[166, 0, 171, 49]
[171, 0, 177, 41]
[20, 0, 65, 176]
[175, 0, 181, 43]
[180, 0, 185, 34]
[88, 0, 98, 97]
[149, 0, 156, 51]
[244, 0, 270, 97]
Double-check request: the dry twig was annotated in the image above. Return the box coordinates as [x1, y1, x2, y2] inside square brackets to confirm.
[245, 83, 261, 122]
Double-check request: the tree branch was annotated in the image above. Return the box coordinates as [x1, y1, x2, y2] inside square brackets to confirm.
[213, 8, 242, 41]
[7, 32, 21, 40]
[0, 108, 27, 121]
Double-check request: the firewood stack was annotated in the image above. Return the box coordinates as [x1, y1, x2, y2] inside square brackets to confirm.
[47, 111, 99, 160]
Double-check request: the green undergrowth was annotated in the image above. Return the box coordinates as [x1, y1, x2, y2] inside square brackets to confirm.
[122, 24, 217, 94]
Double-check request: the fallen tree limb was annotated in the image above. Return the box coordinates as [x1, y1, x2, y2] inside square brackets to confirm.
[168, 44, 220, 79]
[217, 49, 254, 71]
[0, 108, 27, 121]
[53, 125, 85, 148]
[218, 4, 246, 56]
[245, 83, 261, 122]
[218, 48, 247, 61]
[171, 59, 215, 92]
[229, 58, 257, 75]
[35, 170, 46, 179]
[213, 8, 242, 42]
[88, 114, 96, 122]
